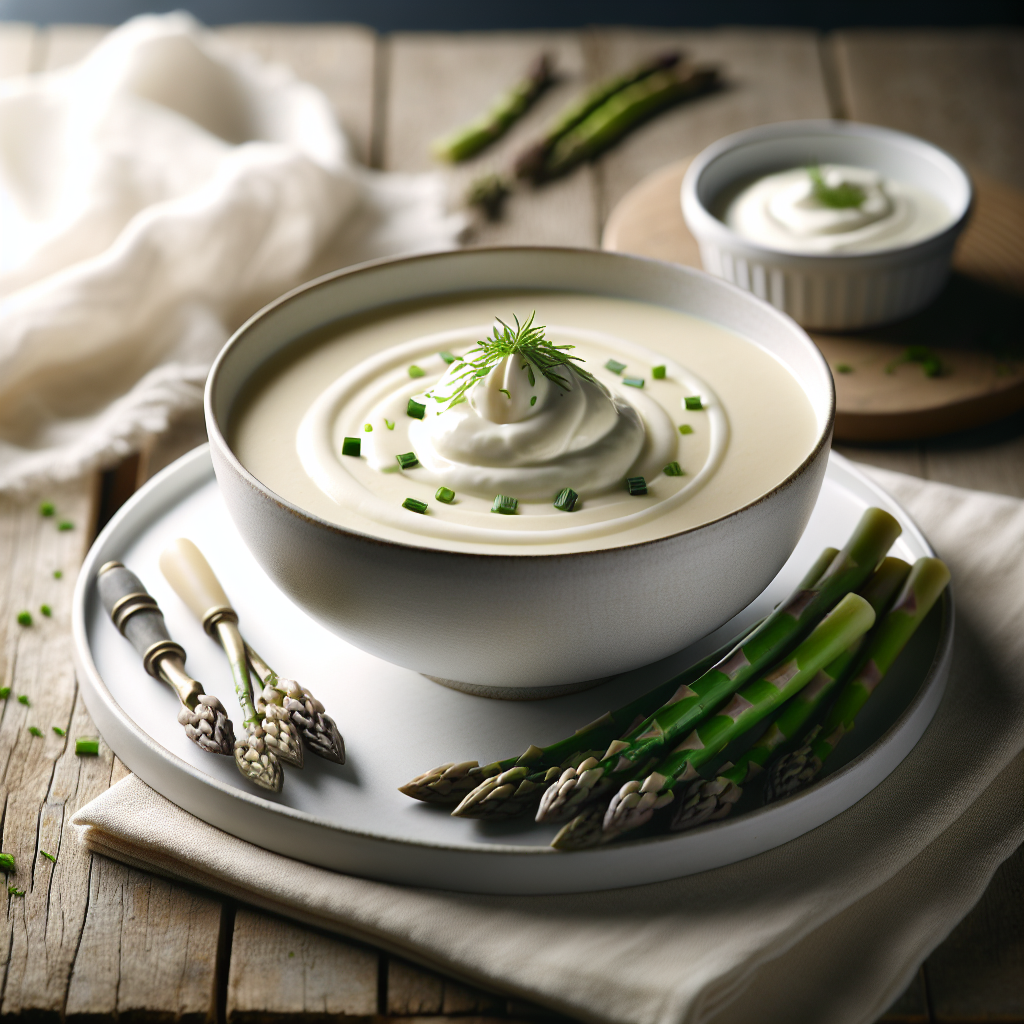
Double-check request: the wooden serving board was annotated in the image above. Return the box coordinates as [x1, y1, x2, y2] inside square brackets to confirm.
[603, 158, 1024, 442]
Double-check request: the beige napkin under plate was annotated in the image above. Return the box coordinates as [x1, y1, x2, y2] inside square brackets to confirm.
[73, 467, 1024, 1024]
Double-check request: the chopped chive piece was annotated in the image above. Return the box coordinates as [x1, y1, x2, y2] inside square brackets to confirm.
[341, 437, 361, 457]
[684, 396, 703, 410]
[651, 365, 666, 379]
[385, 419, 395, 430]
[407, 398, 426, 419]
[75, 737, 99, 756]
[491, 494, 518, 515]
[498, 388, 511, 399]
[605, 359, 626, 374]
[435, 486, 455, 504]
[835, 363, 854, 374]
[408, 365, 426, 378]
[439, 351, 457, 365]
[53, 570, 63, 579]
[364, 423, 373, 432]
[39, 501, 55, 517]
[530, 396, 537, 406]
[17, 695, 29, 706]
[622, 377, 644, 388]
[678, 424, 694, 435]
[52, 726, 65, 736]
[8, 886, 24, 897]
[664, 461, 685, 477]
[40, 850, 56, 863]
[17, 611, 32, 627]
[57, 520, 73, 531]
[402, 497, 428, 514]
[626, 476, 648, 496]
[396, 452, 419, 470]
[0, 854, 14, 872]
[0, 688, 9, 699]
[554, 487, 578, 512]
[28, 726, 42, 737]
[40, 605, 52, 617]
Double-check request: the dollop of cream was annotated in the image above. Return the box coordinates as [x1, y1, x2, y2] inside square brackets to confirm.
[724, 164, 950, 254]
[402, 350, 656, 500]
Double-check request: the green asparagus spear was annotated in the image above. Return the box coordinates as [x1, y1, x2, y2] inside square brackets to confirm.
[764, 556, 951, 803]
[514, 51, 681, 179]
[670, 556, 912, 831]
[550, 591, 876, 849]
[432, 54, 554, 163]
[447, 546, 841, 821]
[535, 508, 902, 825]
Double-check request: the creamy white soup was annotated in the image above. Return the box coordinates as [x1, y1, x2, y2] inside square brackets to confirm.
[721, 164, 952, 255]
[230, 292, 821, 555]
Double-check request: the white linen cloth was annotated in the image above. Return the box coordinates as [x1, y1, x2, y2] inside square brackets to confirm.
[0, 13, 462, 492]
[73, 468, 1024, 1024]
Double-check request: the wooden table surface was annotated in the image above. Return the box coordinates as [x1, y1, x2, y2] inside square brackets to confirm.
[0, 21, 1020, 1024]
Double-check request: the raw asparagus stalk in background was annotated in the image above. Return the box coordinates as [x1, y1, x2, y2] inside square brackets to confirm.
[551, 591, 877, 849]
[670, 557, 912, 831]
[432, 54, 555, 162]
[246, 644, 345, 764]
[446, 546, 842, 821]
[536, 508, 902, 825]
[764, 556, 951, 803]
[514, 51, 681, 179]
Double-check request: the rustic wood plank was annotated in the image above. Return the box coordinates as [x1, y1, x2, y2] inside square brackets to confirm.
[384, 31, 600, 247]
[0, 23, 37, 76]
[831, 29, 1024, 190]
[226, 907, 379, 1021]
[589, 27, 833, 223]
[216, 23, 378, 165]
[385, 957, 503, 1016]
[926, 843, 1024, 1022]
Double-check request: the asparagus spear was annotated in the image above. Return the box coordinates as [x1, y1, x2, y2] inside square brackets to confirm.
[432, 54, 554, 163]
[514, 51, 681, 180]
[535, 508, 902, 825]
[670, 556, 912, 831]
[447, 546, 841, 821]
[764, 556, 951, 803]
[550, 591, 877, 849]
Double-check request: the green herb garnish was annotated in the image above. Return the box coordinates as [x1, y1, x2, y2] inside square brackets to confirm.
[678, 424, 694, 435]
[651, 365, 666, 379]
[407, 398, 426, 419]
[52, 726, 65, 737]
[0, 688, 8, 699]
[605, 359, 626, 374]
[57, 521, 73, 531]
[53, 570, 63, 579]
[408, 365, 426, 378]
[341, 437, 361, 457]
[8, 886, 24, 897]
[835, 364, 854, 374]
[402, 498, 428, 514]
[40, 605, 51, 617]
[664, 462, 685, 477]
[626, 476, 647, 496]
[435, 486, 456, 504]
[364, 423, 373, 432]
[396, 452, 419, 470]
[75, 737, 99, 756]
[385, 419, 395, 430]
[491, 494, 518, 515]
[17, 695, 29, 706]
[886, 346, 943, 378]
[28, 726, 42, 737]
[0, 854, 14, 872]
[554, 487, 578, 512]
[499, 388, 511, 399]
[39, 501, 55, 517]
[622, 377, 644, 388]
[16, 611, 31, 627]
[40, 850, 56, 863]
[808, 165, 866, 209]
[433, 313, 595, 412]
[530, 396, 537, 406]
[439, 351, 458, 365]
[684, 396, 703, 411]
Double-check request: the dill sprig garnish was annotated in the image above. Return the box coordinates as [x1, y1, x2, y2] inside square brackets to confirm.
[430, 312, 595, 412]
[808, 165, 866, 209]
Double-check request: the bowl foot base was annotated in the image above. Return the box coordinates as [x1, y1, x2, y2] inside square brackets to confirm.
[421, 674, 606, 700]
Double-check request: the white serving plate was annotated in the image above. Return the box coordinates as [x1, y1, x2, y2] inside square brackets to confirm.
[73, 445, 951, 895]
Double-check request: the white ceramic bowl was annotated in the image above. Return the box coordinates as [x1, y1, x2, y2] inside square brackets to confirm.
[681, 120, 973, 330]
[207, 248, 834, 696]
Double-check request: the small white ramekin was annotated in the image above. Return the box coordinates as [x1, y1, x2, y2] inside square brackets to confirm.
[681, 120, 972, 331]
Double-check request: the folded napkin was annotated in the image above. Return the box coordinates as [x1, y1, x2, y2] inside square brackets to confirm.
[0, 13, 462, 492]
[73, 467, 1024, 1024]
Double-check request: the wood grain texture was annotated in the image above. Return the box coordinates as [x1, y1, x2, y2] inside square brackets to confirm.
[387, 958, 502, 1016]
[830, 29, 1024, 190]
[226, 908, 379, 1021]
[383, 32, 599, 247]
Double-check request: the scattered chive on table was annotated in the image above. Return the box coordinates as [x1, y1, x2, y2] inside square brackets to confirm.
[0, 20, 1019, 1024]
